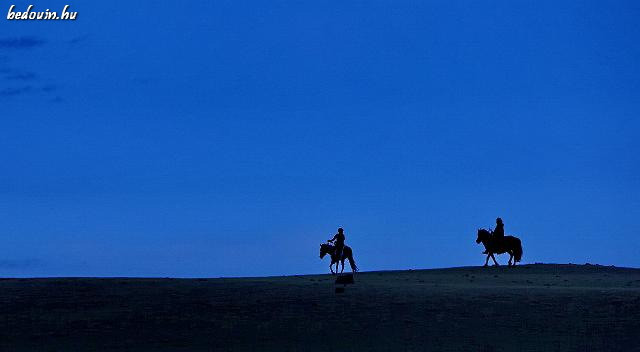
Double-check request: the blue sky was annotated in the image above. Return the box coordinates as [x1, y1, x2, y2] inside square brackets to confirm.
[1, 1, 639, 277]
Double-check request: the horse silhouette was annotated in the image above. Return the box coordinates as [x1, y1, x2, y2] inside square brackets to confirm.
[319, 243, 358, 274]
[476, 229, 523, 266]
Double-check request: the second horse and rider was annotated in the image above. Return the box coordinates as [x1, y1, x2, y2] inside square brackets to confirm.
[476, 217, 523, 267]
[320, 218, 524, 275]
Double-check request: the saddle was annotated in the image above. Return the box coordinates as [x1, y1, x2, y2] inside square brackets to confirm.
[491, 236, 505, 252]
[333, 245, 344, 259]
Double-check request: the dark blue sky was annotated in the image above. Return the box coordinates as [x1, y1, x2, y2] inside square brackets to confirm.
[1, 1, 639, 277]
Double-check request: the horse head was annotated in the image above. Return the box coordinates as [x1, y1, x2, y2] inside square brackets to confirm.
[319, 243, 331, 259]
[476, 228, 490, 243]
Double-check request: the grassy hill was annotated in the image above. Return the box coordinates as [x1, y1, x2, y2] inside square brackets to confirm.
[1, 264, 639, 351]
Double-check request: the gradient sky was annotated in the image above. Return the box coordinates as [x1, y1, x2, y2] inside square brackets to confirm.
[1, 1, 639, 277]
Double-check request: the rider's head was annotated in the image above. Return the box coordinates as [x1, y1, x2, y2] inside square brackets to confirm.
[337, 227, 344, 234]
[496, 217, 503, 225]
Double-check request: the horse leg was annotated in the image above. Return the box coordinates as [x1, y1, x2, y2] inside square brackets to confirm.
[508, 252, 513, 266]
[484, 254, 490, 267]
[330, 262, 335, 275]
[491, 253, 499, 266]
[341, 259, 345, 273]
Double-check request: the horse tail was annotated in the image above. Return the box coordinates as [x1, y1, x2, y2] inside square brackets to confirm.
[514, 238, 523, 262]
[348, 252, 358, 272]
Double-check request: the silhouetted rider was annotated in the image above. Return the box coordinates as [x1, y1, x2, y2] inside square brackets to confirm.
[483, 217, 505, 254]
[328, 227, 345, 260]
[492, 217, 505, 248]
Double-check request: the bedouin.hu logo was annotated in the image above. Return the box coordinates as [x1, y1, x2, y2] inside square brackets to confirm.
[7, 5, 77, 20]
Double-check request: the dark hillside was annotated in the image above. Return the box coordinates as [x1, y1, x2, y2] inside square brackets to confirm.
[1, 264, 639, 351]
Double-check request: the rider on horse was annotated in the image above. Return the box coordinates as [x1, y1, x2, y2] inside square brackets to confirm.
[483, 217, 505, 254]
[328, 227, 345, 260]
[493, 217, 504, 241]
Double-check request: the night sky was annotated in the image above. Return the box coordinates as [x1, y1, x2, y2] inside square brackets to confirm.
[1, 1, 639, 277]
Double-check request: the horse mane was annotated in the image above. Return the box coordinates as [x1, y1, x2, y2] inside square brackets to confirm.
[478, 228, 491, 236]
[321, 243, 334, 248]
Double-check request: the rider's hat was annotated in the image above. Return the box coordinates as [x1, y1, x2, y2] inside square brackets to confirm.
[496, 217, 503, 224]
[337, 227, 344, 232]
